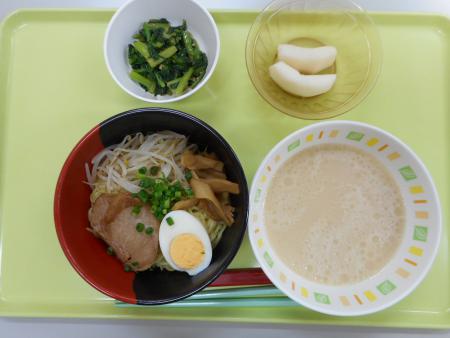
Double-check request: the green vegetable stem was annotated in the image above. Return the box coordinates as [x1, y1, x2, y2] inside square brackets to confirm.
[127, 18, 208, 96]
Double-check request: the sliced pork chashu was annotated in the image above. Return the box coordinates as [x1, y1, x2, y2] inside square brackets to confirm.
[89, 192, 160, 271]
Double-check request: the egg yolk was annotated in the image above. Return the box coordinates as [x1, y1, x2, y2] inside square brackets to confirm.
[170, 233, 205, 269]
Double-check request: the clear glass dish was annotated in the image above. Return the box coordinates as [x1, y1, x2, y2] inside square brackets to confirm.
[245, 0, 382, 120]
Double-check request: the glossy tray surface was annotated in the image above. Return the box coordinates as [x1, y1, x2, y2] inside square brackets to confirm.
[0, 9, 448, 328]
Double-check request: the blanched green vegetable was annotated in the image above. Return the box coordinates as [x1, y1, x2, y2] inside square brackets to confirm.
[127, 18, 208, 96]
[130, 70, 155, 92]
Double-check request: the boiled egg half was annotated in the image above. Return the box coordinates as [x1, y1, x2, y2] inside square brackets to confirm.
[159, 210, 212, 276]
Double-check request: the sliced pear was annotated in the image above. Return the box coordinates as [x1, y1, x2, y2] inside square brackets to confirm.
[269, 61, 336, 97]
[277, 44, 337, 74]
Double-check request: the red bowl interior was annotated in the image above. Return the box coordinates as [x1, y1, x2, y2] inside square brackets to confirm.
[54, 125, 136, 303]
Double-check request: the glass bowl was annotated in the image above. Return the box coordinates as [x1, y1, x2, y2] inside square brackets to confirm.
[245, 0, 382, 120]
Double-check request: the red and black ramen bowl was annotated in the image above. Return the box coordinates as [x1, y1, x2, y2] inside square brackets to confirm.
[54, 107, 249, 305]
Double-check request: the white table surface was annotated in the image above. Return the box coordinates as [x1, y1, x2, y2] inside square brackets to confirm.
[1, 0, 449, 337]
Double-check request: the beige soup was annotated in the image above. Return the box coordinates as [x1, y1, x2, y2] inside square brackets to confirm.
[265, 144, 405, 285]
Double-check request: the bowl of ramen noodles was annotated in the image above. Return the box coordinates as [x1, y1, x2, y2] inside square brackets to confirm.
[54, 107, 248, 304]
[249, 121, 441, 316]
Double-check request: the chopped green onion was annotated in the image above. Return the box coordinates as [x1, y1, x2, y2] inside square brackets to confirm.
[133, 176, 195, 220]
[139, 177, 154, 189]
[150, 166, 160, 176]
[145, 227, 154, 235]
[131, 205, 142, 216]
[137, 189, 150, 203]
[131, 261, 139, 267]
[163, 199, 170, 209]
[185, 170, 193, 181]
[138, 167, 147, 175]
[166, 217, 174, 226]
[136, 222, 145, 232]
[106, 246, 115, 256]
[124, 264, 132, 272]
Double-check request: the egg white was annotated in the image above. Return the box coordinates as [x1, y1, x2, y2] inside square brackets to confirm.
[159, 210, 212, 276]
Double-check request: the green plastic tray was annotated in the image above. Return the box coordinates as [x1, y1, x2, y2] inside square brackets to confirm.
[0, 9, 448, 328]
